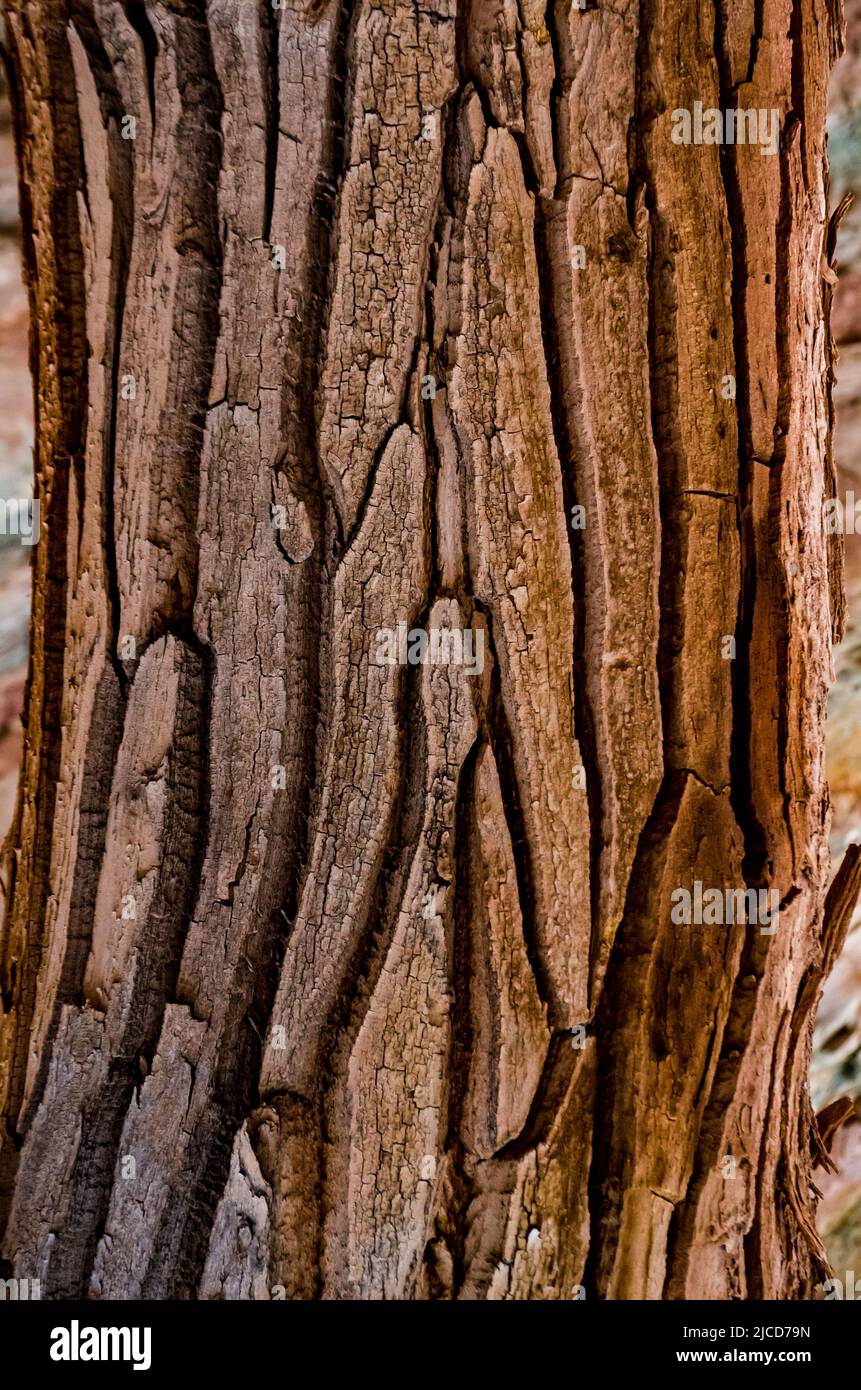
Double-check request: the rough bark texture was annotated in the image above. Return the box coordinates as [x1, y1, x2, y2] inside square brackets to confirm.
[0, 0, 854, 1299]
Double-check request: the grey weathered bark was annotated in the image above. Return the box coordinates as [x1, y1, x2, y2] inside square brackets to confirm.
[0, 0, 855, 1299]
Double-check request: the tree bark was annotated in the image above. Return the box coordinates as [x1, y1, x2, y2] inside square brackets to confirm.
[0, 0, 855, 1300]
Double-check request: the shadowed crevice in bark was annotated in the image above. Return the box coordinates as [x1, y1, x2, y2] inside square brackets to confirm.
[635, 188, 686, 751]
[433, 738, 484, 1297]
[68, 3, 134, 691]
[483, 628, 555, 1020]
[146, 1, 224, 638]
[712, 0, 774, 942]
[42, 638, 210, 1299]
[158, 595, 319, 1294]
[584, 769, 688, 1296]
[0, 3, 90, 1240]
[822, 192, 851, 646]
[713, 3, 756, 464]
[581, 0, 684, 1060]
[532, 195, 604, 988]
[664, 908, 774, 1295]
[270, 0, 351, 930]
[675, 6, 795, 1301]
[314, 652, 432, 1294]
[773, 0, 809, 474]
[122, 0, 158, 135]
[491, 1030, 580, 1160]
[151, 602, 321, 1298]
[535, 4, 608, 984]
[260, 0, 280, 246]
[21, 672, 128, 1093]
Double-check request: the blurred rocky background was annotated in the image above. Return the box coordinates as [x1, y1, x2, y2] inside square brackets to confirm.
[0, 11, 860, 1290]
[813, 0, 861, 1288]
[0, 66, 28, 838]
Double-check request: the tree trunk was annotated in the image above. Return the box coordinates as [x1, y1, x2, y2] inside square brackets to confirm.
[0, 0, 855, 1301]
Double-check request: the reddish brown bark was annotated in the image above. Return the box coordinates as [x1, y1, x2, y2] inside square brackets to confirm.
[0, 0, 855, 1299]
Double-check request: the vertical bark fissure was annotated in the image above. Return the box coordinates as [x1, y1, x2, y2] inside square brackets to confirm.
[122, 0, 158, 136]
[483, 642, 555, 1018]
[457, 42, 558, 1026]
[773, 1, 807, 473]
[658, 1, 778, 1296]
[413, 72, 477, 1292]
[714, 0, 773, 956]
[43, 643, 210, 1299]
[315, 651, 431, 1295]
[439, 739, 486, 1296]
[0, 6, 90, 1234]
[628, 30, 685, 768]
[79, 7, 137, 695]
[421, 85, 464, 599]
[584, 0, 719, 1293]
[56, 673, 127, 1004]
[260, 0, 280, 245]
[584, 771, 684, 1297]
[163, 6, 224, 628]
[823, 193, 849, 644]
[271, 0, 354, 933]
[311, 0, 375, 552]
[532, 169, 604, 983]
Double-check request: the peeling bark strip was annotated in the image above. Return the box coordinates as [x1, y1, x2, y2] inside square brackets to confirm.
[0, 0, 853, 1300]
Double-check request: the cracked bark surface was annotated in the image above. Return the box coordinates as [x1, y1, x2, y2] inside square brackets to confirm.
[0, 0, 854, 1299]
